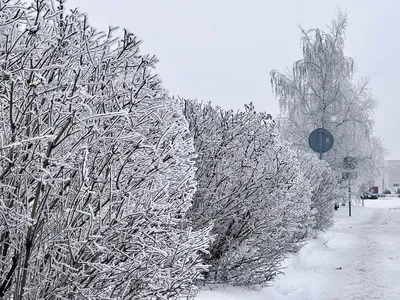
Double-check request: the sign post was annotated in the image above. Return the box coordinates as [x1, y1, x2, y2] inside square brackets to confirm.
[343, 156, 357, 217]
[349, 176, 352, 216]
[308, 128, 334, 160]
[308, 128, 336, 209]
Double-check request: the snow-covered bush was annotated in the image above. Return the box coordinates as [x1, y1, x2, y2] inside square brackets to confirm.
[182, 100, 314, 286]
[0, 1, 211, 299]
[297, 152, 338, 233]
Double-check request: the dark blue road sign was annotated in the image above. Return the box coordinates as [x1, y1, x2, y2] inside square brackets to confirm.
[308, 128, 334, 153]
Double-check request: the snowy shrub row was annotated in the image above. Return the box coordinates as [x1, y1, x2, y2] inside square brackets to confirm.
[0, 0, 337, 298]
[182, 100, 337, 286]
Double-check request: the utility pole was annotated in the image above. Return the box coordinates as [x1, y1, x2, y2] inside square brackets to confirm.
[319, 130, 323, 160]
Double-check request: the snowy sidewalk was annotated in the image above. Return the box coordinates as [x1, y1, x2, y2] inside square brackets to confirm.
[197, 199, 400, 300]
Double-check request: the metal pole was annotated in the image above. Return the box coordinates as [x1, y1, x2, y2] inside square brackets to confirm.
[348, 176, 352, 217]
[319, 130, 323, 160]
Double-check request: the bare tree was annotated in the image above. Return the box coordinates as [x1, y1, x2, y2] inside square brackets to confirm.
[270, 10, 384, 193]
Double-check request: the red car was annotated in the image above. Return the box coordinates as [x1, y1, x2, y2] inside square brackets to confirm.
[370, 186, 379, 194]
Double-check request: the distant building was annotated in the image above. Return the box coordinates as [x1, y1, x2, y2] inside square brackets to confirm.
[374, 160, 400, 193]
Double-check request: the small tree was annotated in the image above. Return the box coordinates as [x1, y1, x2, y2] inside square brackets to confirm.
[270, 10, 384, 194]
[182, 100, 314, 286]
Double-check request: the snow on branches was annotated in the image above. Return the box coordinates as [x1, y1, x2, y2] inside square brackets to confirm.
[297, 152, 338, 233]
[182, 100, 314, 286]
[0, 1, 211, 299]
[270, 10, 384, 196]
[0, 1, 348, 297]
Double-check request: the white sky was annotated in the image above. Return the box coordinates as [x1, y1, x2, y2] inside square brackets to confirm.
[66, 0, 400, 159]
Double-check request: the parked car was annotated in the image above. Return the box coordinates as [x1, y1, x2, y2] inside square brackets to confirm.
[361, 192, 378, 199]
[383, 189, 392, 194]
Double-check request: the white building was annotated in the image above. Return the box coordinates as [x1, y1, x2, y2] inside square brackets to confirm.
[374, 160, 400, 193]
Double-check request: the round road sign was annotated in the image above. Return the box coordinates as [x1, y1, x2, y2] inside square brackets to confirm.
[308, 128, 334, 153]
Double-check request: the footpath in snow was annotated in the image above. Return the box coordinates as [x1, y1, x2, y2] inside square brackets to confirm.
[197, 199, 400, 300]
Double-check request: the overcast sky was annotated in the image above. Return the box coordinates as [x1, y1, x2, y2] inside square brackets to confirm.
[67, 0, 400, 159]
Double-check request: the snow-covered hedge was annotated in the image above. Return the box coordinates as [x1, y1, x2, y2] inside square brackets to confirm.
[183, 100, 314, 286]
[0, 2, 211, 299]
[0, 1, 340, 297]
[297, 152, 338, 233]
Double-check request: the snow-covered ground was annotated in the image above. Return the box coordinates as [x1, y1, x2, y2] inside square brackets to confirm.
[197, 198, 400, 300]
